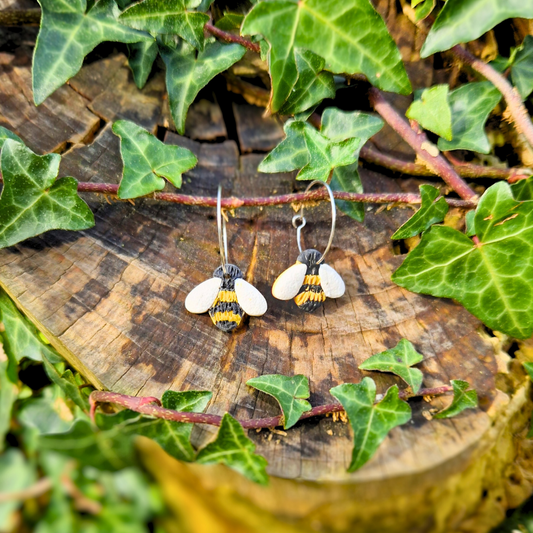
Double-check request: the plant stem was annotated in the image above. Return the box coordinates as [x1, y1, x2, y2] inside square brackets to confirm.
[451, 45, 533, 151]
[369, 87, 479, 202]
[74, 181, 476, 208]
[0, 8, 40, 25]
[204, 22, 261, 54]
[90, 385, 453, 429]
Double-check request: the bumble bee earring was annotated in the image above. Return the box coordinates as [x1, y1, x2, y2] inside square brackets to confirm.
[185, 186, 268, 332]
[272, 181, 345, 312]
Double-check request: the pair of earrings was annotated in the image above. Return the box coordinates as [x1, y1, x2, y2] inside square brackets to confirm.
[185, 182, 345, 332]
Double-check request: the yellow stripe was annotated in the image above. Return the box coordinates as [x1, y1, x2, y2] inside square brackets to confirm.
[294, 289, 326, 306]
[303, 275, 320, 286]
[211, 310, 242, 326]
[214, 290, 237, 304]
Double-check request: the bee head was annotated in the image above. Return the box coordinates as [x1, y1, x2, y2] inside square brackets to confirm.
[297, 249, 322, 267]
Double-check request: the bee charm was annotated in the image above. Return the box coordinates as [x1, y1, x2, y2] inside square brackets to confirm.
[185, 264, 267, 332]
[272, 249, 345, 312]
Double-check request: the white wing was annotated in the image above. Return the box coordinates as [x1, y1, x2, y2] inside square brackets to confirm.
[185, 277, 222, 314]
[235, 279, 268, 316]
[272, 263, 307, 300]
[319, 264, 345, 298]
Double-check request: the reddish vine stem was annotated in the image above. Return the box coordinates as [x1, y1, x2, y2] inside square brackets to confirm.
[451, 45, 533, 151]
[204, 22, 261, 53]
[369, 87, 479, 202]
[90, 385, 453, 429]
[75, 181, 476, 208]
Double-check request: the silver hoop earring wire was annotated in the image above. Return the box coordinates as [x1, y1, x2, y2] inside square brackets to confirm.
[217, 185, 229, 274]
[291, 180, 336, 265]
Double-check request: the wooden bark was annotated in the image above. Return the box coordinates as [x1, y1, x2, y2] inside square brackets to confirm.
[0, 34, 532, 533]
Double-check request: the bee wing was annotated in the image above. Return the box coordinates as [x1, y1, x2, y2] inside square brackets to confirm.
[319, 264, 345, 298]
[272, 263, 307, 300]
[234, 279, 268, 316]
[185, 277, 222, 314]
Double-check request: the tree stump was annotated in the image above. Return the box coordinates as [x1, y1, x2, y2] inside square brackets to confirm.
[1, 32, 533, 533]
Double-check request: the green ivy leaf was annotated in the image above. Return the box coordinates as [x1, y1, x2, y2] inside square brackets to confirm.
[0, 290, 60, 379]
[523, 363, 533, 437]
[359, 339, 424, 393]
[241, 0, 411, 113]
[278, 49, 336, 116]
[406, 85, 452, 140]
[465, 209, 476, 236]
[42, 353, 90, 412]
[330, 378, 411, 472]
[0, 125, 22, 151]
[33, 0, 151, 105]
[259, 121, 360, 182]
[322, 109, 383, 222]
[215, 12, 244, 31]
[413, 0, 435, 22]
[196, 413, 268, 485]
[0, 361, 17, 451]
[124, 390, 212, 462]
[392, 185, 449, 240]
[119, 0, 209, 51]
[127, 40, 158, 89]
[392, 182, 533, 339]
[246, 374, 311, 429]
[437, 82, 501, 154]
[39, 418, 136, 471]
[434, 380, 478, 419]
[511, 35, 533, 100]
[511, 176, 533, 202]
[112, 120, 197, 199]
[0, 140, 94, 249]
[160, 40, 245, 134]
[421, 0, 533, 58]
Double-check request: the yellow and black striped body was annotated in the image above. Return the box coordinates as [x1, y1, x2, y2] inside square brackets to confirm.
[209, 264, 244, 332]
[294, 249, 326, 312]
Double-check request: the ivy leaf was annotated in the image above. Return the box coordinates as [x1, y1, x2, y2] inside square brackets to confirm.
[434, 380, 478, 419]
[0, 290, 60, 377]
[322, 109, 384, 222]
[406, 85, 452, 140]
[437, 82, 501, 154]
[42, 353, 90, 411]
[278, 49, 336, 116]
[160, 40, 245, 134]
[392, 185, 449, 240]
[523, 363, 533, 437]
[330, 378, 411, 472]
[127, 40, 158, 89]
[511, 176, 533, 202]
[241, 0, 411, 113]
[196, 413, 268, 485]
[0, 140, 94, 249]
[511, 35, 533, 100]
[39, 418, 136, 471]
[392, 182, 533, 339]
[359, 339, 424, 393]
[125, 390, 212, 462]
[119, 0, 209, 51]
[215, 12, 244, 31]
[413, 0, 435, 21]
[421, 0, 533, 58]
[465, 210, 476, 236]
[246, 374, 311, 429]
[0, 125, 22, 150]
[33, 0, 151, 105]
[259, 121, 360, 182]
[0, 361, 17, 451]
[112, 120, 197, 199]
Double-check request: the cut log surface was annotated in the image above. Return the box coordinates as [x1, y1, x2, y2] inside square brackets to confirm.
[0, 33, 532, 533]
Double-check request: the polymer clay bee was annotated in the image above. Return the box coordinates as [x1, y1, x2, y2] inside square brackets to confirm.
[272, 181, 345, 312]
[272, 248, 345, 311]
[185, 263, 267, 332]
[185, 186, 267, 332]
